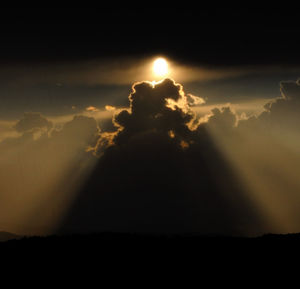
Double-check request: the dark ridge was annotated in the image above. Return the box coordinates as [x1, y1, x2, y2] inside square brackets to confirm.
[0, 231, 21, 242]
[2, 232, 300, 245]
[2, 232, 300, 272]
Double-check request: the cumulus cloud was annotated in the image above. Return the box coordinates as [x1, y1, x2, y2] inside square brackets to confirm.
[105, 79, 196, 147]
[265, 79, 300, 128]
[4, 113, 100, 151]
[14, 112, 53, 133]
[280, 79, 300, 99]
[61, 78, 260, 236]
[237, 78, 300, 132]
[52, 115, 100, 149]
[205, 107, 237, 130]
[95, 79, 236, 154]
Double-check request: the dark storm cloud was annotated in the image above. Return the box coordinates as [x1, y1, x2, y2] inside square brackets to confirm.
[14, 112, 53, 133]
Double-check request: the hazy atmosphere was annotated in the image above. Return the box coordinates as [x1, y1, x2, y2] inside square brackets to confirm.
[1, 7, 300, 237]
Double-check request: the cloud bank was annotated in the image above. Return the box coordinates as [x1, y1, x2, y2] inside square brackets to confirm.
[1, 77, 300, 236]
[61, 79, 263, 235]
[14, 112, 53, 133]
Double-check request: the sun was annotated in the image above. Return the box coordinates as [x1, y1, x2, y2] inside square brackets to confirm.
[153, 58, 168, 77]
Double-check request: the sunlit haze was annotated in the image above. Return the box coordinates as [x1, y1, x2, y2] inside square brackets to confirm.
[153, 58, 168, 77]
[1, 7, 300, 241]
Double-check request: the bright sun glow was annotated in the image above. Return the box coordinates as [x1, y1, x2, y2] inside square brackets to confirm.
[153, 58, 168, 77]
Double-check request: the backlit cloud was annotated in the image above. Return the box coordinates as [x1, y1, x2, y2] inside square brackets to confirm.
[105, 105, 116, 111]
[14, 112, 53, 133]
[64, 78, 261, 235]
[85, 106, 99, 112]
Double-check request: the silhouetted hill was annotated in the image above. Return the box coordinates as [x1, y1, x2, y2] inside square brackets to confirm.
[0, 231, 21, 242]
[2, 232, 300, 252]
[3, 231, 300, 244]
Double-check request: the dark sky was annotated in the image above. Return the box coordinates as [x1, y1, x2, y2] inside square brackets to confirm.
[1, 7, 300, 120]
[1, 7, 299, 66]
